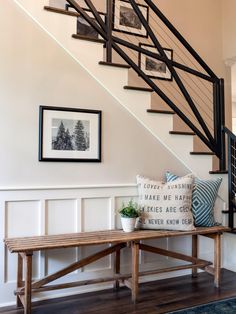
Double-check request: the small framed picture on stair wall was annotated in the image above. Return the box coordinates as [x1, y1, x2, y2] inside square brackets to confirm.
[76, 12, 105, 40]
[65, 4, 106, 40]
[113, 0, 149, 37]
[139, 43, 173, 81]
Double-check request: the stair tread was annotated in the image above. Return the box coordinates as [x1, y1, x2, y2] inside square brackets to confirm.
[124, 86, 153, 92]
[44, 6, 105, 17]
[170, 131, 195, 136]
[224, 228, 236, 234]
[72, 34, 105, 44]
[147, 109, 175, 115]
[44, 6, 80, 17]
[99, 61, 130, 69]
[209, 170, 228, 174]
[190, 151, 215, 155]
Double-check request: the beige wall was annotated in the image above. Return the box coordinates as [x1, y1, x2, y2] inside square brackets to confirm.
[156, 0, 223, 73]
[222, 0, 236, 61]
[0, 0, 189, 187]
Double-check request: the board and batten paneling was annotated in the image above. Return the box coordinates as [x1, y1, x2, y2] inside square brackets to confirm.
[0, 184, 221, 306]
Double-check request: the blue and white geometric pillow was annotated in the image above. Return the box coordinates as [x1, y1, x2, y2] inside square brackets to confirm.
[165, 172, 222, 227]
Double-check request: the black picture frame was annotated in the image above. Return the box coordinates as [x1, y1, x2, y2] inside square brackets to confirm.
[138, 43, 173, 81]
[112, 0, 149, 38]
[39, 106, 102, 162]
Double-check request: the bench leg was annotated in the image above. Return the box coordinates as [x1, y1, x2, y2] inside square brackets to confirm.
[192, 235, 198, 278]
[113, 248, 120, 290]
[131, 241, 139, 304]
[24, 253, 33, 314]
[17, 254, 23, 308]
[214, 233, 221, 288]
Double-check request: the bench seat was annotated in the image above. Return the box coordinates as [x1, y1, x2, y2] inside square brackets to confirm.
[5, 226, 228, 253]
[4, 226, 230, 314]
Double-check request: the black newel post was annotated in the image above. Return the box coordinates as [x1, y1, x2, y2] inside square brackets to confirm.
[219, 78, 226, 171]
[213, 79, 226, 171]
[106, 0, 113, 62]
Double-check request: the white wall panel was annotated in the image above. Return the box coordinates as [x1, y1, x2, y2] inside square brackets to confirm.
[82, 245, 111, 272]
[198, 236, 214, 262]
[46, 199, 77, 234]
[0, 184, 217, 306]
[6, 200, 40, 237]
[82, 198, 111, 271]
[6, 252, 40, 283]
[168, 236, 192, 255]
[46, 199, 78, 276]
[46, 248, 77, 276]
[5, 201, 41, 283]
[142, 239, 167, 265]
[82, 198, 110, 232]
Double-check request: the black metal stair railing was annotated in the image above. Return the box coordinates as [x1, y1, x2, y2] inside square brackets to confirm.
[66, 0, 226, 172]
[58, 0, 235, 228]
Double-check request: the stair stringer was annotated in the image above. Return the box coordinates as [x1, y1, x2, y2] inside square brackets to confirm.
[13, 0, 228, 205]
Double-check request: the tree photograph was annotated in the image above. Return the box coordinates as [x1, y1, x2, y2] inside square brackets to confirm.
[52, 118, 90, 151]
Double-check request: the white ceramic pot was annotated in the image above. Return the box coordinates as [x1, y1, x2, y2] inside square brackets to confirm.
[121, 217, 137, 232]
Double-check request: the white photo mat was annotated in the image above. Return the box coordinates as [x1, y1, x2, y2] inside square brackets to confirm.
[139, 44, 173, 80]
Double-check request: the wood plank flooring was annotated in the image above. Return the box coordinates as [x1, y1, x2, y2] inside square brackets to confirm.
[1, 269, 236, 314]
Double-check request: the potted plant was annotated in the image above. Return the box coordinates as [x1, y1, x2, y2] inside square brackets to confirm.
[119, 200, 140, 232]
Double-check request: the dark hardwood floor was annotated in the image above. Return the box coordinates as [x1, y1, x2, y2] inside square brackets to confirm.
[1, 269, 236, 314]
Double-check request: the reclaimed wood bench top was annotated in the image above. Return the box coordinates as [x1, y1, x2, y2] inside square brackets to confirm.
[4, 226, 229, 253]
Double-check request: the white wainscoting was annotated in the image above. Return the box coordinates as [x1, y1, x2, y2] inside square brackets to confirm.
[0, 184, 219, 307]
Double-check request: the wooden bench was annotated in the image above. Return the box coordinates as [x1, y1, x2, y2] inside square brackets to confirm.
[4, 226, 229, 314]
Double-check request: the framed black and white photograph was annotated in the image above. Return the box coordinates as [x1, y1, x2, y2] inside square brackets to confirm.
[39, 106, 102, 162]
[65, 4, 106, 39]
[113, 0, 149, 37]
[77, 12, 105, 39]
[139, 44, 173, 81]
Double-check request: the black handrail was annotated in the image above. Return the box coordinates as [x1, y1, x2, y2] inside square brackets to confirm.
[65, 0, 226, 168]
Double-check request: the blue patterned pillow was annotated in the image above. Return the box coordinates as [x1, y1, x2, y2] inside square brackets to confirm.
[165, 172, 222, 227]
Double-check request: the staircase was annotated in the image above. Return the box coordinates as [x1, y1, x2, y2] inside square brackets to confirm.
[14, 0, 233, 227]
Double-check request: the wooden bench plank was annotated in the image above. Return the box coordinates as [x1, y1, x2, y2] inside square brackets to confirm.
[4, 226, 229, 253]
